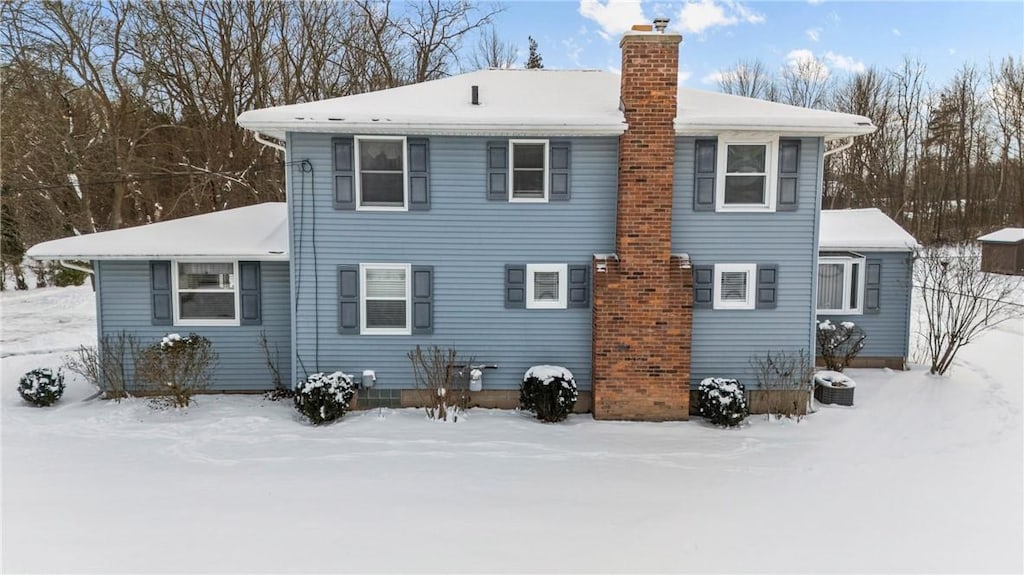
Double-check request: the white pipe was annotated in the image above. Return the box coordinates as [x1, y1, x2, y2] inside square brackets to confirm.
[823, 137, 855, 157]
[253, 132, 286, 153]
[59, 259, 93, 275]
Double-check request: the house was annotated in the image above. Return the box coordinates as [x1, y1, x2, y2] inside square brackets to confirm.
[978, 228, 1024, 276]
[29, 21, 902, 420]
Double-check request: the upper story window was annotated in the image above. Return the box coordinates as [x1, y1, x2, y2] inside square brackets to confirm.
[716, 137, 778, 212]
[817, 255, 865, 315]
[361, 263, 411, 334]
[174, 261, 238, 325]
[713, 263, 756, 310]
[356, 136, 407, 210]
[526, 263, 567, 309]
[509, 140, 549, 202]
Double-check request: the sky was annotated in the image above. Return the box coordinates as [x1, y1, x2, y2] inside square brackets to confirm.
[489, 1, 1023, 88]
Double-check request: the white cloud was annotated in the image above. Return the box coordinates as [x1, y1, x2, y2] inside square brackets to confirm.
[823, 51, 865, 73]
[948, 48, 956, 55]
[578, 0, 648, 40]
[892, 28, 901, 36]
[805, 27, 822, 42]
[807, 0, 825, 4]
[677, 0, 764, 34]
[562, 37, 584, 66]
[785, 49, 818, 68]
[701, 71, 724, 85]
[678, 69, 693, 84]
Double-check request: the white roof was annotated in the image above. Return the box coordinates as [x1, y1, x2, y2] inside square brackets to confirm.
[977, 228, 1024, 244]
[237, 69, 873, 141]
[819, 208, 919, 252]
[26, 203, 288, 261]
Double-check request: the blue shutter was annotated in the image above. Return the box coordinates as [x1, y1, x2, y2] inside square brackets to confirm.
[756, 264, 778, 309]
[150, 261, 172, 325]
[549, 141, 571, 201]
[487, 141, 508, 201]
[567, 264, 589, 308]
[239, 261, 261, 325]
[693, 264, 713, 309]
[338, 265, 360, 333]
[777, 140, 800, 211]
[693, 139, 717, 211]
[505, 264, 526, 308]
[865, 259, 882, 314]
[408, 138, 430, 210]
[411, 265, 433, 334]
[333, 137, 355, 210]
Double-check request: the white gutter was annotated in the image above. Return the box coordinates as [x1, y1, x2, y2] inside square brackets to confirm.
[823, 137, 856, 157]
[253, 132, 286, 153]
[59, 259, 94, 275]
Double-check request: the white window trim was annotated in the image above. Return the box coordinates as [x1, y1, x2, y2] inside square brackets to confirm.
[508, 139, 549, 203]
[713, 263, 757, 310]
[354, 135, 408, 212]
[360, 263, 412, 335]
[816, 256, 866, 315]
[526, 263, 567, 309]
[715, 135, 779, 213]
[172, 259, 240, 327]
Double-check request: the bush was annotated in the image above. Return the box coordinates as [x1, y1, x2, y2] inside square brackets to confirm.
[407, 345, 469, 422]
[697, 378, 748, 427]
[63, 331, 139, 400]
[293, 371, 356, 425]
[18, 368, 66, 407]
[520, 365, 578, 423]
[48, 262, 88, 287]
[816, 320, 866, 372]
[135, 333, 217, 408]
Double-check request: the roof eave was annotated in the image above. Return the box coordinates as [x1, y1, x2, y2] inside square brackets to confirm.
[238, 120, 628, 139]
[26, 252, 290, 262]
[676, 122, 876, 141]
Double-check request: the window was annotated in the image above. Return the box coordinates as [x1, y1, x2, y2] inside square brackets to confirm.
[509, 140, 548, 202]
[356, 136, 407, 209]
[716, 137, 777, 211]
[817, 256, 865, 314]
[174, 261, 238, 325]
[713, 263, 756, 310]
[526, 264, 567, 309]
[361, 264, 411, 334]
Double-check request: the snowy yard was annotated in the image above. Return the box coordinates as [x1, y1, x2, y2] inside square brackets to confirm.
[2, 285, 1022, 573]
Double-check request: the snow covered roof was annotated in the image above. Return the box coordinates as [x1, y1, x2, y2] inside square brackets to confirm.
[237, 69, 874, 141]
[819, 208, 920, 252]
[977, 228, 1024, 244]
[26, 203, 288, 261]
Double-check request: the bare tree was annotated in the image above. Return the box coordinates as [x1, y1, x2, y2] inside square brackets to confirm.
[470, 25, 517, 69]
[716, 58, 777, 101]
[780, 55, 832, 109]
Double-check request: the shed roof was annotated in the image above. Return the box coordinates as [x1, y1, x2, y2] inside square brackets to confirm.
[26, 203, 288, 261]
[237, 69, 874, 141]
[819, 208, 919, 252]
[977, 228, 1024, 244]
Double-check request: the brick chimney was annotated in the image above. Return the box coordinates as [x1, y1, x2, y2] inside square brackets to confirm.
[592, 23, 693, 421]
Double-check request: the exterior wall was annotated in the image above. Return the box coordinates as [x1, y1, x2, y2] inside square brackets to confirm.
[287, 133, 618, 391]
[672, 136, 823, 389]
[816, 250, 914, 363]
[95, 260, 292, 391]
[981, 242, 1024, 276]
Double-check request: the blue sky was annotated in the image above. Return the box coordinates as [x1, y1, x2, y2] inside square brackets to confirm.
[488, 1, 1023, 87]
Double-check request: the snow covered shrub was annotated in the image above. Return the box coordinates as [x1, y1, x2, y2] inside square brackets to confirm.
[293, 371, 356, 425]
[520, 365, 579, 423]
[407, 345, 469, 422]
[697, 378, 748, 427]
[816, 320, 866, 372]
[17, 368, 65, 407]
[135, 333, 217, 408]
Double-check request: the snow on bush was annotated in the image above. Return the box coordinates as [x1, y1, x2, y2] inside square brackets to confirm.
[816, 320, 866, 372]
[520, 365, 578, 423]
[17, 368, 66, 407]
[294, 371, 356, 425]
[135, 333, 217, 408]
[697, 377, 748, 427]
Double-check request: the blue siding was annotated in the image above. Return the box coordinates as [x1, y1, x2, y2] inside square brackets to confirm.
[96, 260, 292, 391]
[673, 137, 823, 388]
[817, 250, 913, 359]
[286, 134, 618, 390]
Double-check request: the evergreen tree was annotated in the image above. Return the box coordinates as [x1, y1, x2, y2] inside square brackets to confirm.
[0, 189, 28, 290]
[526, 36, 543, 69]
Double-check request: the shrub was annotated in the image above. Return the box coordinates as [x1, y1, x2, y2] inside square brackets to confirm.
[62, 331, 140, 400]
[407, 345, 469, 422]
[135, 333, 217, 408]
[697, 378, 748, 427]
[816, 320, 866, 372]
[749, 349, 814, 419]
[47, 262, 88, 287]
[520, 365, 578, 423]
[293, 371, 356, 425]
[18, 368, 66, 407]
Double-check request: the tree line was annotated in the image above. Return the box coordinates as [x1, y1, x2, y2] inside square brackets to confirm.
[717, 55, 1024, 243]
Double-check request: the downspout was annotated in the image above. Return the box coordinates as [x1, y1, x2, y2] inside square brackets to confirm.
[254, 132, 286, 153]
[59, 259, 94, 275]
[823, 137, 855, 158]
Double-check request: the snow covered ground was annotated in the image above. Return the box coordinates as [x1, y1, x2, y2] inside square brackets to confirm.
[2, 285, 1022, 573]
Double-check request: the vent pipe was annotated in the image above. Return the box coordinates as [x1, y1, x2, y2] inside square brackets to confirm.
[653, 17, 669, 33]
[471, 85, 480, 105]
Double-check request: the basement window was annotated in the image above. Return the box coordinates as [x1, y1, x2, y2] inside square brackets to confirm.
[509, 140, 549, 202]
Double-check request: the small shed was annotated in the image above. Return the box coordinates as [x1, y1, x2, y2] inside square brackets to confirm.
[977, 228, 1024, 276]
